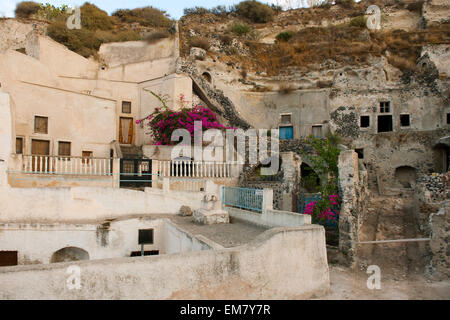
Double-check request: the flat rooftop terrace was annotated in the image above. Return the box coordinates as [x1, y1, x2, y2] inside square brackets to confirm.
[169, 215, 269, 248]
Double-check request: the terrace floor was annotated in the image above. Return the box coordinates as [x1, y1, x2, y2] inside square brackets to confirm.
[169, 215, 269, 248]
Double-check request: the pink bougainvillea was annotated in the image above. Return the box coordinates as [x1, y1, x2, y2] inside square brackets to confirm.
[303, 194, 340, 224]
[137, 94, 234, 145]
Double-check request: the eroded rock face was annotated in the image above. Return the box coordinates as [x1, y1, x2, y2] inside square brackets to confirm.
[179, 205, 193, 217]
[190, 47, 206, 60]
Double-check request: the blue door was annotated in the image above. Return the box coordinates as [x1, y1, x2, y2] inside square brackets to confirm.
[279, 126, 293, 140]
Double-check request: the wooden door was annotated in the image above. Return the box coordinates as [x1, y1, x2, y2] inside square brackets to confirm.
[119, 117, 133, 144]
[31, 139, 50, 172]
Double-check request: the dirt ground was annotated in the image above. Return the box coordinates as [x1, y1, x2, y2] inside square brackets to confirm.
[321, 265, 450, 300]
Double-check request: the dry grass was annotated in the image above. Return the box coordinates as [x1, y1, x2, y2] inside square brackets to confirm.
[189, 36, 211, 51]
[250, 85, 273, 92]
[179, 3, 450, 75]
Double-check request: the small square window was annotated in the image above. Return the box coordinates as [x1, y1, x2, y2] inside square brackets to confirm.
[360, 116, 370, 128]
[138, 229, 154, 245]
[34, 116, 48, 134]
[400, 114, 410, 127]
[16, 138, 23, 154]
[280, 114, 292, 125]
[380, 101, 391, 113]
[122, 101, 132, 114]
[58, 141, 71, 157]
[312, 125, 323, 138]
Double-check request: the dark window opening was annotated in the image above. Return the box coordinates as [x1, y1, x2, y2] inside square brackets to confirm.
[0, 251, 18, 267]
[447, 113, 450, 125]
[355, 149, 364, 159]
[400, 114, 410, 127]
[130, 250, 159, 257]
[138, 229, 154, 245]
[202, 72, 212, 83]
[16, 137, 23, 154]
[360, 116, 370, 128]
[122, 101, 131, 114]
[378, 115, 393, 133]
[380, 101, 391, 113]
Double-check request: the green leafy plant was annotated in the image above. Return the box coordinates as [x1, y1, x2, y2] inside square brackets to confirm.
[276, 31, 293, 42]
[300, 132, 342, 237]
[112, 6, 172, 28]
[231, 22, 252, 36]
[349, 15, 367, 28]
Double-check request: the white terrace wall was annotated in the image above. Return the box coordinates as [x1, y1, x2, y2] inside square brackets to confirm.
[0, 225, 330, 300]
[0, 218, 221, 266]
[0, 187, 206, 223]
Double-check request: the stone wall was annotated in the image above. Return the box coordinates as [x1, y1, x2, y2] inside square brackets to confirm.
[338, 150, 369, 266]
[428, 202, 449, 279]
[413, 172, 449, 279]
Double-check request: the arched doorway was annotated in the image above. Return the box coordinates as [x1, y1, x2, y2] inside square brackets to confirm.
[50, 247, 89, 263]
[394, 166, 417, 188]
[202, 72, 212, 83]
[301, 163, 321, 193]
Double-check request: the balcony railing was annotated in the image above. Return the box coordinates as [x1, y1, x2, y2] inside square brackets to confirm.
[157, 160, 235, 178]
[21, 155, 114, 176]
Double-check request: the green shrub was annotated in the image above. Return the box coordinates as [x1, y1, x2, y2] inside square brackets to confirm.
[183, 7, 210, 16]
[113, 6, 172, 28]
[47, 22, 100, 58]
[14, 1, 41, 18]
[234, 0, 274, 23]
[335, 0, 354, 9]
[276, 31, 293, 42]
[47, 21, 141, 58]
[80, 3, 114, 31]
[349, 15, 367, 28]
[144, 31, 170, 44]
[231, 22, 252, 36]
[36, 4, 69, 21]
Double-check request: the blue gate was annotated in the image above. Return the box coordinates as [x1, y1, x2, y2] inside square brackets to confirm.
[297, 192, 321, 214]
[222, 187, 263, 213]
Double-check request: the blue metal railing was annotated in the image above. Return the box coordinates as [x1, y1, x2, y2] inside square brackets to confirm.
[297, 192, 322, 214]
[222, 186, 263, 213]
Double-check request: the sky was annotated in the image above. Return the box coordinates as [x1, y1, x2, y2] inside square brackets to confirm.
[0, 0, 307, 19]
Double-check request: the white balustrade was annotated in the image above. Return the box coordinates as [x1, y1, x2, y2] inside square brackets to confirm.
[21, 155, 114, 176]
[157, 160, 234, 178]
